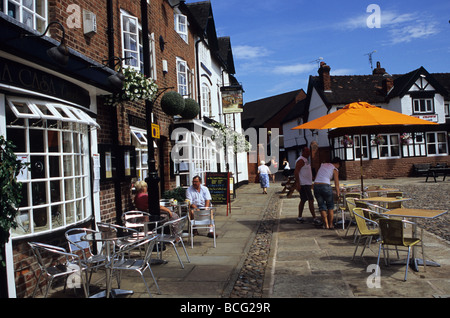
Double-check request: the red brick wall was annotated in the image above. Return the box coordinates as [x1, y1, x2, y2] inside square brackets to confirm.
[12, 0, 197, 298]
[342, 156, 450, 180]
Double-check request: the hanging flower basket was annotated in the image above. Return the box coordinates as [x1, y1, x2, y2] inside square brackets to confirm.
[105, 67, 158, 106]
[341, 135, 353, 147]
[373, 134, 385, 145]
[400, 133, 412, 145]
[211, 122, 252, 154]
[160, 91, 185, 116]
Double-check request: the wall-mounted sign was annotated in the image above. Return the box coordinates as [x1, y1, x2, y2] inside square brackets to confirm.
[151, 123, 160, 139]
[0, 56, 91, 108]
[221, 85, 243, 114]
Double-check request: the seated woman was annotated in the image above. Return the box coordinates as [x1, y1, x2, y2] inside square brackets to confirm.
[134, 180, 178, 220]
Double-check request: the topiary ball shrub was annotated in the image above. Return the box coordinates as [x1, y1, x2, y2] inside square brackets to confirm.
[161, 91, 185, 116]
[180, 98, 200, 119]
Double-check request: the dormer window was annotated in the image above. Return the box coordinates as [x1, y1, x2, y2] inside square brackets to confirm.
[413, 98, 434, 114]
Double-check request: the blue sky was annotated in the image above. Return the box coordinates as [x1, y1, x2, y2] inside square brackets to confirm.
[186, 0, 450, 103]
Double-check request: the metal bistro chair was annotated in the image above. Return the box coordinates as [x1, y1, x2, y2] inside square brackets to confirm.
[28, 242, 88, 298]
[376, 218, 423, 281]
[65, 228, 108, 294]
[154, 215, 191, 269]
[352, 208, 380, 260]
[110, 235, 161, 297]
[344, 198, 358, 240]
[190, 207, 217, 248]
[339, 193, 361, 230]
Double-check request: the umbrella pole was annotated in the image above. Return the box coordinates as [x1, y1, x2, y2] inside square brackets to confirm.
[360, 134, 364, 196]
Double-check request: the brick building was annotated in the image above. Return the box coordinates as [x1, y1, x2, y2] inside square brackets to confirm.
[0, 0, 241, 298]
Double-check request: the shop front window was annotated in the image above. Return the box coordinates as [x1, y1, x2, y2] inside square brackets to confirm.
[5, 97, 97, 237]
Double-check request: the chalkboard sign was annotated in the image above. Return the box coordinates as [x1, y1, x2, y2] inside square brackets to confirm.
[205, 172, 229, 204]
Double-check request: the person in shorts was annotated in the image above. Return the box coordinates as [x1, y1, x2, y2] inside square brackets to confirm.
[313, 157, 341, 229]
[294, 148, 320, 225]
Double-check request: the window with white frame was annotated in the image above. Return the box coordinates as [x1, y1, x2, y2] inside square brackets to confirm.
[413, 98, 434, 114]
[354, 135, 369, 160]
[5, 97, 97, 237]
[426, 132, 448, 155]
[201, 83, 211, 117]
[3, 0, 47, 32]
[121, 13, 139, 69]
[174, 12, 188, 43]
[402, 132, 426, 157]
[121, 11, 157, 78]
[191, 131, 216, 177]
[445, 102, 449, 118]
[377, 134, 400, 158]
[177, 58, 189, 96]
[130, 127, 153, 181]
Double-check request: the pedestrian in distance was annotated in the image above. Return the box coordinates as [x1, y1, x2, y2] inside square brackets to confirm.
[282, 158, 291, 180]
[294, 147, 320, 225]
[258, 160, 271, 194]
[313, 157, 341, 229]
[269, 156, 278, 183]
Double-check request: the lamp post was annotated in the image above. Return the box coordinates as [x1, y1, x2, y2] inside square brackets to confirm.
[140, 0, 161, 217]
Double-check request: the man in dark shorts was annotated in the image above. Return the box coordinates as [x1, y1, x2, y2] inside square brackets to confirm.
[294, 147, 320, 225]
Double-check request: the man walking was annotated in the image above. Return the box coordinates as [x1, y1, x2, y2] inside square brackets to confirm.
[294, 147, 320, 225]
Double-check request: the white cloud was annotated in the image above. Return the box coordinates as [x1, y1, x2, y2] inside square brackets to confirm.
[388, 22, 440, 44]
[233, 45, 271, 60]
[340, 10, 416, 30]
[272, 63, 316, 75]
[331, 68, 355, 76]
[340, 9, 440, 45]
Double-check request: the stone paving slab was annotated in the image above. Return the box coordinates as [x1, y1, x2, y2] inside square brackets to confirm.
[40, 177, 450, 302]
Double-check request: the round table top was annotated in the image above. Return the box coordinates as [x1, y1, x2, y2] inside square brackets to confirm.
[82, 231, 131, 242]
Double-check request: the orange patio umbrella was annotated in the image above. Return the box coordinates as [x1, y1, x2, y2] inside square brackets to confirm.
[292, 102, 438, 191]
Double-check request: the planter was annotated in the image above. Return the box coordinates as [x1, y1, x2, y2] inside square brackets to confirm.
[161, 91, 185, 116]
[180, 98, 200, 119]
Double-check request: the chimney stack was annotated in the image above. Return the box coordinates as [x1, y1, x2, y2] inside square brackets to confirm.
[318, 61, 331, 92]
[383, 76, 394, 95]
[373, 61, 386, 75]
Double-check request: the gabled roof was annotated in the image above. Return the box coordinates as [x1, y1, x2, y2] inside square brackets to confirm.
[187, 1, 219, 53]
[388, 67, 448, 99]
[281, 98, 308, 124]
[217, 36, 235, 75]
[432, 73, 450, 100]
[310, 64, 450, 107]
[187, 1, 237, 74]
[242, 89, 303, 129]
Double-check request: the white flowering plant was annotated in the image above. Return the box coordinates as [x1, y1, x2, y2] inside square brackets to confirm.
[105, 67, 158, 106]
[211, 122, 252, 154]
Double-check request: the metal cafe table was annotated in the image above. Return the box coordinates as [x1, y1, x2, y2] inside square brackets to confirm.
[82, 230, 134, 298]
[358, 196, 412, 209]
[383, 208, 448, 272]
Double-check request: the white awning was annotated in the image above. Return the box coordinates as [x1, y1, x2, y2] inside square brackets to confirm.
[6, 97, 100, 128]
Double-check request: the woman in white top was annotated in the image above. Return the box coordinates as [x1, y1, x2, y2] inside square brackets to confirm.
[258, 161, 271, 194]
[313, 157, 341, 229]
